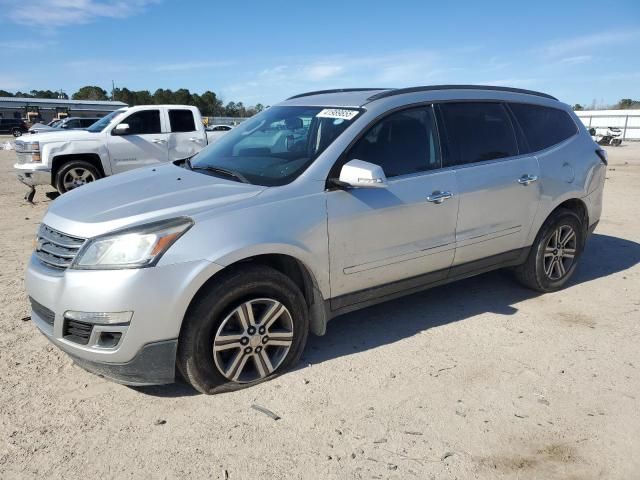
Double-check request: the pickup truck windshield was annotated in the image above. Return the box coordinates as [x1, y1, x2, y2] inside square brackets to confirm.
[86, 109, 126, 133]
[190, 106, 361, 186]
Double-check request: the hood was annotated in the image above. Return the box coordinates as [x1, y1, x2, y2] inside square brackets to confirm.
[28, 123, 51, 131]
[23, 129, 100, 143]
[44, 163, 266, 238]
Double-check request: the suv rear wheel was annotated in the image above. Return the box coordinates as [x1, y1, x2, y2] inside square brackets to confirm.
[55, 160, 102, 193]
[12, 128, 22, 137]
[515, 208, 584, 292]
[177, 265, 309, 394]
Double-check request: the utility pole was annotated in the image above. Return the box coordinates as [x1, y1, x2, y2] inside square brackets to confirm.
[111, 80, 116, 101]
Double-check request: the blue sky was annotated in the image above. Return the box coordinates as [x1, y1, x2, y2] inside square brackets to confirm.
[0, 0, 639, 107]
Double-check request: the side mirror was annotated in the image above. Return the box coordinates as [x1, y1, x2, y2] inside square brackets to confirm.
[588, 128, 596, 136]
[113, 123, 130, 135]
[336, 159, 387, 189]
[60, 124, 69, 129]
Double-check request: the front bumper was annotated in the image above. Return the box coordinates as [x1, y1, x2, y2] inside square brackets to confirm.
[26, 254, 224, 385]
[14, 163, 52, 187]
[66, 339, 178, 386]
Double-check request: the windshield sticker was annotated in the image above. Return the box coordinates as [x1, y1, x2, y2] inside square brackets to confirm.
[316, 108, 359, 120]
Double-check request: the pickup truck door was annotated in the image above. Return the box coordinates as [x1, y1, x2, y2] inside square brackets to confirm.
[166, 108, 206, 161]
[107, 108, 169, 174]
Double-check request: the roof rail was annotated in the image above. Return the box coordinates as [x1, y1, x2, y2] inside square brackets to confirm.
[287, 88, 390, 100]
[366, 85, 558, 102]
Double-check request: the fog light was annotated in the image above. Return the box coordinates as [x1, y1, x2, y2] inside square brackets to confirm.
[97, 331, 122, 348]
[31, 153, 41, 162]
[63, 310, 132, 325]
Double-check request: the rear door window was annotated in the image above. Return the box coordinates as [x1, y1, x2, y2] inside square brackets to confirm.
[123, 110, 161, 134]
[169, 109, 196, 132]
[509, 103, 577, 151]
[438, 102, 518, 166]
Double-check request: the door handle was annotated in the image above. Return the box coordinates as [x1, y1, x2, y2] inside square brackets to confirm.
[426, 191, 453, 204]
[517, 174, 538, 186]
[189, 137, 201, 142]
[152, 138, 167, 144]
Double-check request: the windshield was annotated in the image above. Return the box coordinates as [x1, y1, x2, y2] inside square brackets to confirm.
[87, 109, 126, 132]
[190, 106, 361, 186]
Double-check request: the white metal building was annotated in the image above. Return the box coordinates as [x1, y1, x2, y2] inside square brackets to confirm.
[575, 109, 640, 140]
[0, 97, 127, 123]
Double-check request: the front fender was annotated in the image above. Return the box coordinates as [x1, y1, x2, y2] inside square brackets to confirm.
[46, 140, 112, 176]
[214, 242, 330, 300]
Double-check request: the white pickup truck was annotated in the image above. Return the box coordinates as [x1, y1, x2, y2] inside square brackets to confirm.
[14, 105, 224, 196]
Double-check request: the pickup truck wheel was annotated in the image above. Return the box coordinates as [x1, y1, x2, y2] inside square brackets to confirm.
[514, 208, 584, 292]
[55, 161, 101, 193]
[177, 265, 309, 394]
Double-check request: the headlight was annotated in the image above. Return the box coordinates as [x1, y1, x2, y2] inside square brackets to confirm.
[18, 141, 39, 152]
[71, 217, 193, 270]
[16, 141, 40, 161]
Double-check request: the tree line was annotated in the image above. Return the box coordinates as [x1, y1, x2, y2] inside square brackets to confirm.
[0, 86, 265, 117]
[573, 98, 640, 111]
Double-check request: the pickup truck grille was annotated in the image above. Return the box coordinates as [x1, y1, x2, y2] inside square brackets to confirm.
[35, 224, 85, 270]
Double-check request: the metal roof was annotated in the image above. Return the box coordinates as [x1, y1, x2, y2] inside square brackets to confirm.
[287, 88, 389, 100]
[282, 85, 558, 107]
[281, 89, 388, 108]
[366, 85, 558, 101]
[0, 96, 127, 107]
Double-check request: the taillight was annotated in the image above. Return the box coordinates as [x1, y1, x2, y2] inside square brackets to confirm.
[595, 148, 608, 166]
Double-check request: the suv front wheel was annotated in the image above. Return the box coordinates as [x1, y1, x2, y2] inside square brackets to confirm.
[12, 128, 22, 137]
[177, 265, 309, 394]
[515, 208, 585, 292]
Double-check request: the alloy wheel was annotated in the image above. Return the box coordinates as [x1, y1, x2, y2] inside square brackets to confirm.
[543, 225, 577, 280]
[213, 298, 294, 383]
[63, 168, 96, 190]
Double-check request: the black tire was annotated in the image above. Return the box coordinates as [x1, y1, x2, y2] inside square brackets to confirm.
[514, 208, 585, 292]
[177, 265, 309, 394]
[55, 160, 102, 193]
[12, 128, 22, 137]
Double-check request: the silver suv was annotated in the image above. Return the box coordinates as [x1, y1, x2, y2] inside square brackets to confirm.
[25, 85, 606, 393]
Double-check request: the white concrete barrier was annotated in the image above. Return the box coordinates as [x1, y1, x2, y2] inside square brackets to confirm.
[575, 110, 640, 140]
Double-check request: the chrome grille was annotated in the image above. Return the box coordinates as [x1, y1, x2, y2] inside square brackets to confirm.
[14, 143, 30, 164]
[15, 152, 32, 164]
[35, 224, 85, 270]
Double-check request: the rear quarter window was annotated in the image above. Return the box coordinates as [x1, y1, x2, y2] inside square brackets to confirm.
[509, 103, 577, 152]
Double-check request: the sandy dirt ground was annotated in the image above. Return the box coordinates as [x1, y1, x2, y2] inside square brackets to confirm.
[0, 137, 638, 480]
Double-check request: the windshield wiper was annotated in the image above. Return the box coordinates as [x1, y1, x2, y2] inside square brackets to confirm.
[191, 165, 251, 184]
